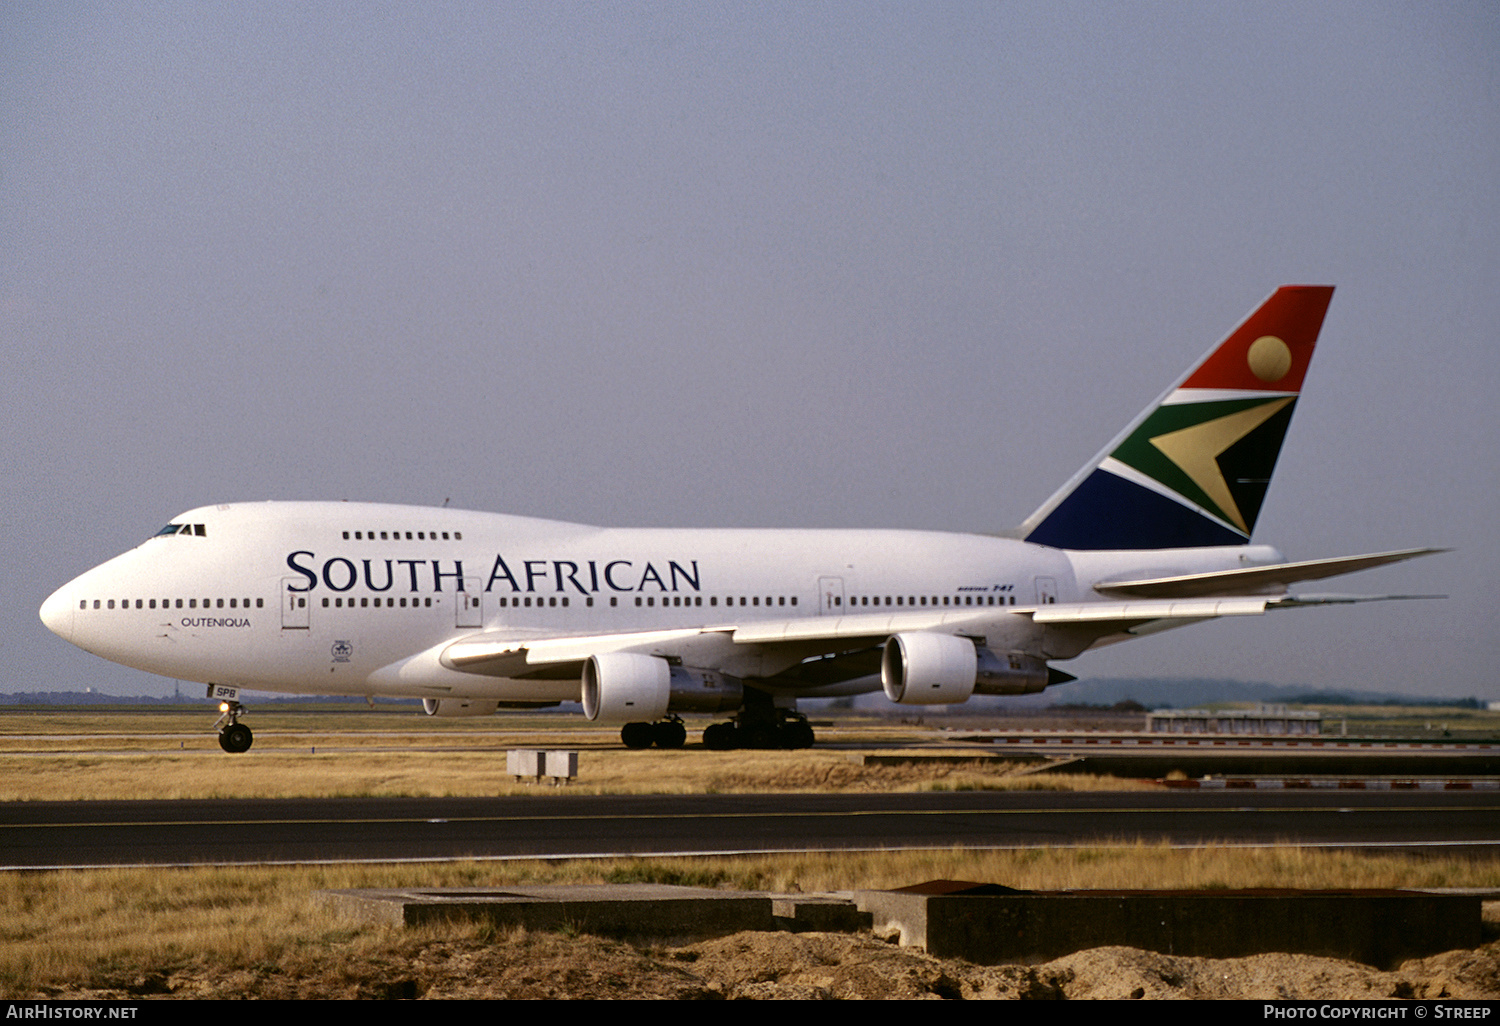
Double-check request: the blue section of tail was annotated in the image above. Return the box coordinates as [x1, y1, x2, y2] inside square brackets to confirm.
[1023, 470, 1247, 550]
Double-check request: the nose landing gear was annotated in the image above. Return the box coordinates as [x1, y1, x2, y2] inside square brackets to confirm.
[209, 684, 253, 753]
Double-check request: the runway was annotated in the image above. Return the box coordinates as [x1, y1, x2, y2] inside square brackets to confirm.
[4, 790, 1498, 869]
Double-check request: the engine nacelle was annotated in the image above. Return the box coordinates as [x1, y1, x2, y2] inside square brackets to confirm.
[582, 652, 671, 723]
[974, 649, 1053, 695]
[422, 698, 500, 717]
[881, 632, 977, 704]
[582, 653, 745, 721]
[667, 666, 743, 714]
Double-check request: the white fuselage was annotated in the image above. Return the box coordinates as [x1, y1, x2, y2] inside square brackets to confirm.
[39, 501, 1280, 705]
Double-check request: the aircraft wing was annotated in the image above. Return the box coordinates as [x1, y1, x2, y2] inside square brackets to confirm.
[441, 609, 998, 679]
[1091, 547, 1446, 599]
[438, 600, 1281, 682]
[443, 628, 717, 678]
[438, 567, 1445, 681]
[1024, 597, 1272, 622]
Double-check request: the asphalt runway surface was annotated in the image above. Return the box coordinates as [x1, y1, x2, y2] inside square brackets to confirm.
[4, 790, 1498, 869]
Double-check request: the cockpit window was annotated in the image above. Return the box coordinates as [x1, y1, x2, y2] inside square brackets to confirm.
[152, 523, 206, 538]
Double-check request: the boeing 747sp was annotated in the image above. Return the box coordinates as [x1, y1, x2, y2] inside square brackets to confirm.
[40, 286, 1441, 751]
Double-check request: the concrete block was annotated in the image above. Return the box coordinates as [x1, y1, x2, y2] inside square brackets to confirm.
[322, 885, 777, 939]
[854, 882, 1481, 969]
[507, 750, 542, 779]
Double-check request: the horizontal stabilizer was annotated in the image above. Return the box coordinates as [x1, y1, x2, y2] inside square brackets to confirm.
[1093, 547, 1447, 599]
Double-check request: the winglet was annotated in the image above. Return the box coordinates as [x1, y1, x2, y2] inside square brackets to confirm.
[1021, 286, 1335, 550]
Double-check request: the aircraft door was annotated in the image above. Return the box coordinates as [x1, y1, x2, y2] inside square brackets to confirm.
[281, 577, 310, 629]
[818, 576, 845, 615]
[1034, 576, 1058, 605]
[456, 577, 483, 628]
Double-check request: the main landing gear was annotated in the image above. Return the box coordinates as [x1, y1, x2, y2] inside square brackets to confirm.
[702, 689, 815, 750]
[211, 689, 253, 753]
[701, 714, 814, 750]
[619, 718, 687, 749]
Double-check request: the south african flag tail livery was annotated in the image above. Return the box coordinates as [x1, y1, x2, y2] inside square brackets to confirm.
[1024, 286, 1335, 550]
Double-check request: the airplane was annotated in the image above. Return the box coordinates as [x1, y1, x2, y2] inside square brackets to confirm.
[39, 285, 1442, 752]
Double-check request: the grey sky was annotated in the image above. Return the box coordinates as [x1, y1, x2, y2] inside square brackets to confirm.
[4, 2, 1496, 699]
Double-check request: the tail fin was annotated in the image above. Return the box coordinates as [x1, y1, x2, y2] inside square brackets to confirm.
[1020, 285, 1335, 550]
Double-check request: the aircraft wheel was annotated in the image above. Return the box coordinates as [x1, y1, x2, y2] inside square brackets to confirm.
[220, 723, 253, 754]
[741, 724, 776, 749]
[620, 722, 655, 749]
[653, 720, 687, 749]
[702, 723, 735, 750]
[784, 721, 815, 749]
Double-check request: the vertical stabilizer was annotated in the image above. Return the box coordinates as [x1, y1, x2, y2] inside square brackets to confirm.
[1020, 285, 1335, 550]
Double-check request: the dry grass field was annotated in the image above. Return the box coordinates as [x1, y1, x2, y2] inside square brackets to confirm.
[3, 703, 1498, 998]
[0, 707, 1159, 800]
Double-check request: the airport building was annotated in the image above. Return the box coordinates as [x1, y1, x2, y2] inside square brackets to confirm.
[1145, 705, 1322, 735]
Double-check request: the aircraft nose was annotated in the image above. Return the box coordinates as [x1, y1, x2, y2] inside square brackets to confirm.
[39, 584, 76, 643]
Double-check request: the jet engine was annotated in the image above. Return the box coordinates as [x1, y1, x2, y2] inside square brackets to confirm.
[881, 632, 977, 704]
[882, 633, 1064, 703]
[581, 653, 745, 723]
[422, 698, 501, 717]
